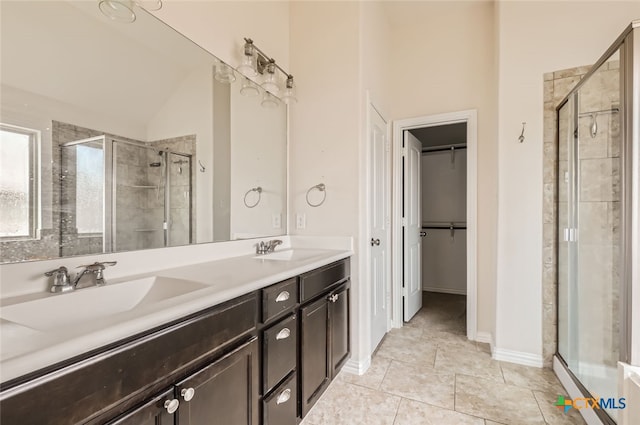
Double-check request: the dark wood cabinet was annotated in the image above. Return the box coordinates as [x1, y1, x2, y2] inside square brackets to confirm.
[0, 258, 350, 425]
[299, 260, 351, 418]
[329, 284, 350, 378]
[108, 389, 175, 425]
[176, 338, 259, 425]
[300, 297, 330, 417]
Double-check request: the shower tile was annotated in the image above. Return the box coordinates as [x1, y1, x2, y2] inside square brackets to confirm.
[543, 105, 556, 144]
[577, 118, 609, 159]
[578, 202, 613, 244]
[554, 66, 590, 79]
[434, 347, 504, 383]
[543, 81, 554, 103]
[543, 72, 554, 81]
[455, 374, 545, 425]
[380, 361, 455, 409]
[553, 76, 581, 103]
[579, 158, 620, 202]
[393, 398, 483, 425]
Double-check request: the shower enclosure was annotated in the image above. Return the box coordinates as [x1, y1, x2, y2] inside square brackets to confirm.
[555, 21, 638, 424]
[59, 136, 192, 257]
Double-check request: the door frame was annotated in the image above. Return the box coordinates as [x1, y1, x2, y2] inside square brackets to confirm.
[391, 109, 478, 340]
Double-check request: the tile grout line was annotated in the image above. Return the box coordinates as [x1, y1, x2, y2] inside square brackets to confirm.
[530, 389, 552, 425]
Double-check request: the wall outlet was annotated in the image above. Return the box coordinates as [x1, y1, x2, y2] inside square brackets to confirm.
[296, 213, 306, 229]
[272, 213, 281, 229]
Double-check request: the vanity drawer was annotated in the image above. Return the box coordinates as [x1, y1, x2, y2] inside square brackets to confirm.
[263, 314, 297, 394]
[300, 259, 349, 303]
[263, 372, 297, 425]
[262, 278, 297, 323]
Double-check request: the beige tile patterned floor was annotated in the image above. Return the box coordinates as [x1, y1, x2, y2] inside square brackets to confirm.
[300, 292, 586, 425]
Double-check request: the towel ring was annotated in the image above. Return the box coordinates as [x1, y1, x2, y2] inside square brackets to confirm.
[244, 186, 262, 208]
[306, 183, 326, 207]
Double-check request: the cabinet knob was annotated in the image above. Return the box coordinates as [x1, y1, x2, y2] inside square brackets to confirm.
[276, 388, 291, 405]
[164, 399, 180, 414]
[276, 327, 291, 340]
[275, 291, 290, 302]
[327, 293, 339, 303]
[181, 387, 196, 402]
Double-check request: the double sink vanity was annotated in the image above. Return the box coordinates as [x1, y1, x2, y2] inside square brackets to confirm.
[0, 245, 352, 424]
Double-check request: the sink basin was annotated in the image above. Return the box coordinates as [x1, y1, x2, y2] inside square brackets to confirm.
[0, 276, 208, 332]
[254, 249, 328, 262]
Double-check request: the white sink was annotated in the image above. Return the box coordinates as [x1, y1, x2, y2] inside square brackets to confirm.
[0, 276, 208, 332]
[254, 249, 328, 262]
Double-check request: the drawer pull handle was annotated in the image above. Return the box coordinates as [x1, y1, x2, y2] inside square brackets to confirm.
[275, 291, 290, 302]
[276, 388, 291, 405]
[276, 327, 291, 340]
[164, 399, 180, 414]
[181, 387, 196, 402]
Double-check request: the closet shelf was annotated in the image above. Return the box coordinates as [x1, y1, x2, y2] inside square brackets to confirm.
[134, 229, 162, 232]
[422, 222, 466, 230]
[126, 184, 157, 189]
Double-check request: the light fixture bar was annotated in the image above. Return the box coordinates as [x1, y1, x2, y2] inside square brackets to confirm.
[244, 38, 293, 79]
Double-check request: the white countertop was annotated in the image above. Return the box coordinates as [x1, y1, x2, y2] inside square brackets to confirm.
[0, 248, 352, 384]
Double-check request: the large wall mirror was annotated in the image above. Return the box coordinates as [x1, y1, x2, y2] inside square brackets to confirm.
[0, 1, 287, 263]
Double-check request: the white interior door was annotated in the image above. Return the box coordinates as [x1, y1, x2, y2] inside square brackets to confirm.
[369, 104, 390, 351]
[403, 131, 422, 321]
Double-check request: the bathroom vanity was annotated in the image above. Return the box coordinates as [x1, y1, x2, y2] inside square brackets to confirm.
[0, 252, 351, 425]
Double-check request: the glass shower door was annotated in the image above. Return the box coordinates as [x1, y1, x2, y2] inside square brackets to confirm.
[166, 152, 192, 247]
[558, 49, 622, 421]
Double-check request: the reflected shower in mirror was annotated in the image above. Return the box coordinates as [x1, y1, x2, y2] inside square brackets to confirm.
[0, 1, 287, 263]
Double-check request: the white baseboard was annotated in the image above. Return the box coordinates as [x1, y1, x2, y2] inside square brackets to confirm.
[493, 347, 544, 368]
[475, 331, 493, 351]
[342, 356, 371, 376]
[553, 356, 603, 425]
[422, 286, 467, 295]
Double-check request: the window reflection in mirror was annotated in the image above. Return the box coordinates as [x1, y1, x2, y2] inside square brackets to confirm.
[0, 1, 287, 263]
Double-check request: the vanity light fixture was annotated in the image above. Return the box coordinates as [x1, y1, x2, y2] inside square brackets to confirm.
[240, 77, 260, 97]
[98, 0, 162, 23]
[214, 61, 236, 84]
[240, 38, 297, 104]
[261, 92, 280, 109]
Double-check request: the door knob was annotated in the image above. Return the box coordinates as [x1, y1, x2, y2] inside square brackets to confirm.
[419, 231, 427, 237]
[181, 387, 196, 402]
[164, 399, 180, 414]
[370, 238, 380, 246]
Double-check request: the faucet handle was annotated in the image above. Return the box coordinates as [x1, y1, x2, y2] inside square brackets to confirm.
[44, 266, 72, 292]
[76, 261, 117, 271]
[44, 266, 70, 282]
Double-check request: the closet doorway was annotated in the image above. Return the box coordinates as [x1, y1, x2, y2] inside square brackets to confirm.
[391, 110, 478, 340]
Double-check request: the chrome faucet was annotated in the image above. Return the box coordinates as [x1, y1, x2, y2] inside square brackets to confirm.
[256, 239, 283, 255]
[44, 261, 117, 293]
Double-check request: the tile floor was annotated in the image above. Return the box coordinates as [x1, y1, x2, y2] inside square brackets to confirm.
[300, 292, 586, 425]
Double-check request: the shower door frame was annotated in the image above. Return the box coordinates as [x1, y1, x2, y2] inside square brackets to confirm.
[60, 135, 113, 254]
[111, 138, 193, 252]
[554, 20, 639, 425]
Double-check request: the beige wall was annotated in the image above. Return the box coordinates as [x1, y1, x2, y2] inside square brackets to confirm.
[385, 1, 498, 338]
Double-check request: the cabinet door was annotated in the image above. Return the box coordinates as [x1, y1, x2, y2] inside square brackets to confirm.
[299, 297, 329, 417]
[175, 338, 259, 425]
[107, 389, 174, 425]
[329, 283, 350, 378]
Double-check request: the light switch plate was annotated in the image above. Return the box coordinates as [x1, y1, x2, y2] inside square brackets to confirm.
[296, 213, 306, 229]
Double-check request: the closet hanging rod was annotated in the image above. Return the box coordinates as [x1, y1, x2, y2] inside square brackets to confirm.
[421, 225, 467, 230]
[578, 107, 619, 117]
[421, 144, 467, 153]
